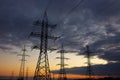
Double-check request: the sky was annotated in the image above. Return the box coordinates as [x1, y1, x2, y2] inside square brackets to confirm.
[0, 0, 120, 79]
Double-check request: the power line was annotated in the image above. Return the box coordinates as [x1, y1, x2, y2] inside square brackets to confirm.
[45, 0, 53, 12]
[40, 0, 53, 20]
[65, 0, 84, 16]
[93, 0, 118, 18]
[33, 0, 84, 26]
[29, 11, 59, 80]
[57, 0, 84, 25]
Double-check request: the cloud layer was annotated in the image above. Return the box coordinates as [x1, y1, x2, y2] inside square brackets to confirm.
[0, 0, 120, 76]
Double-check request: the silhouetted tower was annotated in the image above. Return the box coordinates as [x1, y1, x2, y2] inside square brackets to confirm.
[10, 71, 14, 80]
[26, 67, 28, 80]
[56, 45, 69, 80]
[29, 11, 58, 80]
[85, 45, 93, 79]
[18, 46, 29, 80]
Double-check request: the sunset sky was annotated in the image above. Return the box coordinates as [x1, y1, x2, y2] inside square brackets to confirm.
[0, 0, 120, 79]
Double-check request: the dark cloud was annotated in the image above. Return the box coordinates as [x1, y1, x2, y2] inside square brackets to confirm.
[83, 0, 120, 18]
[0, 0, 120, 76]
[88, 32, 120, 61]
[52, 62, 120, 76]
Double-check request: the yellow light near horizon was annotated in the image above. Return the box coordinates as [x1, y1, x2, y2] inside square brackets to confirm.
[49, 52, 108, 70]
[91, 56, 108, 65]
[0, 49, 109, 77]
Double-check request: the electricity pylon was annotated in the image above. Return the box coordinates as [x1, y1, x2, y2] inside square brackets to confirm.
[56, 45, 69, 80]
[17, 46, 29, 80]
[84, 45, 93, 79]
[26, 67, 28, 80]
[10, 71, 14, 80]
[29, 11, 59, 80]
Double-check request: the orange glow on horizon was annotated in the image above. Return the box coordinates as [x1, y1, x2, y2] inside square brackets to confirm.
[51, 74, 106, 79]
[0, 72, 106, 79]
[0, 49, 114, 79]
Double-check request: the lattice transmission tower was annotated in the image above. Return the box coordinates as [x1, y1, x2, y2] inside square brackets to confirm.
[17, 46, 29, 80]
[56, 45, 69, 80]
[26, 67, 28, 80]
[84, 45, 93, 79]
[29, 11, 59, 80]
[9, 71, 14, 80]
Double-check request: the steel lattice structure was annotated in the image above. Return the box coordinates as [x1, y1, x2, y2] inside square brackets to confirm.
[30, 11, 58, 80]
[85, 45, 93, 79]
[17, 46, 29, 80]
[57, 45, 69, 80]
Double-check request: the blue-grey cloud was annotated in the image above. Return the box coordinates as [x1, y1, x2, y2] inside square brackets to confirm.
[0, 0, 120, 76]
